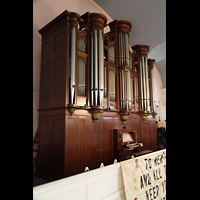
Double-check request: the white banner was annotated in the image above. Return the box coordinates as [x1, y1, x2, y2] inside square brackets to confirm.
[120, 149, 166, 200]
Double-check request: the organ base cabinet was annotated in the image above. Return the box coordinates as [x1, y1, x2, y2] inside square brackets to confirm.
[37, 109, 157, 181]
[36, 10, 157, 181]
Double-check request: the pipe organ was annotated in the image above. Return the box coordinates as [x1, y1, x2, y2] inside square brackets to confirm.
[37, 10, 157, 181]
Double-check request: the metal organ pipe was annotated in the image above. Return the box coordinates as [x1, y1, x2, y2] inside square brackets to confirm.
[118, 33, 122, 66]
[90, 29, 104, 107]
[125, 33, 129, 66]
[94, 30, 98, 105]
[139, 58, 144, 111]
[90, 32, 94, 106]
[145, 57, 150, 111]
[121, 71, 123, 109]
[127, 70, 131, 109]
[120, 70, 122, 108]
[98, 30, 104, 106]
[118, 31, 132, 111]
[151, 66, 155, 113]
[121, 33, 124, 66]
[69, 26, 76, 104]
[142, 56, 146, 110]
[124, 71, 127, 110]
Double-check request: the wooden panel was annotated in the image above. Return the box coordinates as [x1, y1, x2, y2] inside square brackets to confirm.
[132, 117, 142, 151]
[66, 118, 75, 177]
[53, 55, 65, 102]
[148, 118, 153, 150]
[38, 119, 52, 175]
[102, 118, 114, 165]
[54, 31, 65, 54]
[77, 117, 87, 173]
[113, 117, 123, 129]
[85, 116, 90, 168]
[40, 62, 51, 105]
[90, 119, 102, 169]
[141, 121, 148, 150]
[37, 111, 157, 181]
[42, 40, 52, 60]
[150, 118, 157, 150]
[125, 116, 133, 128]
[52, 117, 64, 178]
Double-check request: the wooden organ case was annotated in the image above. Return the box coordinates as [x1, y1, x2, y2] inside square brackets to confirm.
[37, 10, 157, 181]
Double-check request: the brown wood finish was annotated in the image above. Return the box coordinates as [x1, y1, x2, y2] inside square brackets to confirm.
[37, 108, 157, 181]
[37, 10, 158, 181]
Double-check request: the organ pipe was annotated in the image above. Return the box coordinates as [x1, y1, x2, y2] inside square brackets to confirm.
[120, 70, 122, 108]
[139, 58, 144, 111]
[118, 33, 121, 66]
[142, 56, 146, 110]
[66, 14, 157, 122]
[94, 30, 98, 105]
[151, 67, 155, 113]
[90, 28, 105, 108]
[127, 70, 131, 109]
[121, 70, 124, 109]
[125, 33, 129, 66]
[69, 26, 76, 104]
[148, 59, 155, 114]
[90, 32, 94, 106]
[118, 31, 131, 111]
[98, 30, 104, 106]
[145, 57, 150, 111]
[124, 71, 127, 109]
[84, 12, 107, 122]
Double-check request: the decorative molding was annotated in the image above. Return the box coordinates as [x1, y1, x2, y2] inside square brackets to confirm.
[142, 114, 149, 122]
[89, 109, 103, 122]
[109, 66, 116, 74]
[66, 104, 76, 116]
[119, 111, 131, 123]
[77, 55, 87, 64]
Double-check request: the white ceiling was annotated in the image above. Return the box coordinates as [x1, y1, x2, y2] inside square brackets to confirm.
[94, 0, 166, 88]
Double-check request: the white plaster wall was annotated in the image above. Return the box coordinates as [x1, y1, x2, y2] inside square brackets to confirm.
[33, 0, 113, 138]
[153, 65, 163, 106]
[153, 65, 166, 122]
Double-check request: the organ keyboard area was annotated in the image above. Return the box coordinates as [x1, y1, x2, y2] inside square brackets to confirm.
[113, 128, 145, 161]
